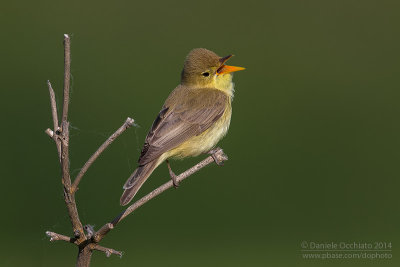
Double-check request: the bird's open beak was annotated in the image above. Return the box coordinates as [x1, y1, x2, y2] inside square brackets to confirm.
[217, 54, 245, 75]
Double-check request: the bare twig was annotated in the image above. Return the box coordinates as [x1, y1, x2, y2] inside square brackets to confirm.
[46, 80, 62, 159]
[91, 244, 123, 258]
[47, 80, 59, 131]
[94, 148, 228, 242]
[45, 128, 54, 138]
[62, 34, 71, 123]
[72, 117, 135, 193]
[46, 231, 75, 243]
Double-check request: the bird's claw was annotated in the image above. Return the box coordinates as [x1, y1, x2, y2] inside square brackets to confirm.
[172, 175, 180, 188]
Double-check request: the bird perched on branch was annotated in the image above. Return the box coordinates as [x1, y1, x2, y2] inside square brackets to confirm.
[120, 48, 245, 206]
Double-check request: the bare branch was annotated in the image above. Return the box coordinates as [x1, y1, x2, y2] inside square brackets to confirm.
[94, 148, 228, 242]
[72, 117, 135, 193]
[62, 34, 71, 123]
[91, 244, 123, 258]
[77, 246, 93, 267]
[58, 34, 85, 243]
[55, 138, 62, 162]
[60, 121, 85, 242]
[46, 34, 138, 267]
[46, 231, 75, 243]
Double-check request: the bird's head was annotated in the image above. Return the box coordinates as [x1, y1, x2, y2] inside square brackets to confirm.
[181, 48, 245, 90]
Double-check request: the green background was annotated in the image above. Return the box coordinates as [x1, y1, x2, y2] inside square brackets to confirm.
[1, 0, 399, 266]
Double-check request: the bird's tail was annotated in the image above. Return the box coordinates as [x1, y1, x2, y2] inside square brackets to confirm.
[120, 159, 160, 206]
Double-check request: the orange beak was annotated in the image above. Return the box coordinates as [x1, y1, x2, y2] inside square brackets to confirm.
[217, 54, 245, 75]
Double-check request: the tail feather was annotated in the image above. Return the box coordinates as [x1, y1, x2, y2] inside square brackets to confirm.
[120, 159, 160, 206]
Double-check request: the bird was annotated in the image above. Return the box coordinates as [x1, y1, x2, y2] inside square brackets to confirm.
[120, 48, 245, 206]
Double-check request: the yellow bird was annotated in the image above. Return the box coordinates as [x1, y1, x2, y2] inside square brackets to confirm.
[120, 48, 245, 205]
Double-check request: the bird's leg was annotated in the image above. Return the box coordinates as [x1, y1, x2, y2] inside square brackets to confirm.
[207, 147, 228, 166]
[166, 160, 179, 188]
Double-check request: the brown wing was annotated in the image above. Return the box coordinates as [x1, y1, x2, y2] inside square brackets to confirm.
[138, 88, 227, 165]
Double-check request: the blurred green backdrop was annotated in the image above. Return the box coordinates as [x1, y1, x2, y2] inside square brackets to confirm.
[1, 0, 399, 266]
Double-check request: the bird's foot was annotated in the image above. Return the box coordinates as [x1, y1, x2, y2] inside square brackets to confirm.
[208, 147, 228, 166]
[166, 160, 180, 188]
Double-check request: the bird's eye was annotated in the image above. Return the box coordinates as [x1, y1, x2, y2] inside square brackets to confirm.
[202, 72, 210, 77]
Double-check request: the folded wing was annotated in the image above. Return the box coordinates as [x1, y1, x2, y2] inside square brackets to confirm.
[138, 88, 227, 165]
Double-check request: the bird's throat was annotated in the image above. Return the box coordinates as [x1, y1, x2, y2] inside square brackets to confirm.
[214, 73, 234, 98]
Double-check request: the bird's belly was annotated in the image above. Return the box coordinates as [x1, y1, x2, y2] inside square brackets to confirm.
[167, 106, 232, 159]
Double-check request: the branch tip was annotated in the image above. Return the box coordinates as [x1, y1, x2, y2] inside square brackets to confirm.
[62, 33, 71, 123]
[126, 117, 134, 127]
[214, 148, 228, 162]
[46, 231, 73, 243]
[45, 128, 54, 138]
[92, 244, 123, 258]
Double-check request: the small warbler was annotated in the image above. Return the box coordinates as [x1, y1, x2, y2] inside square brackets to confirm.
[120, 48, 244, 205]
